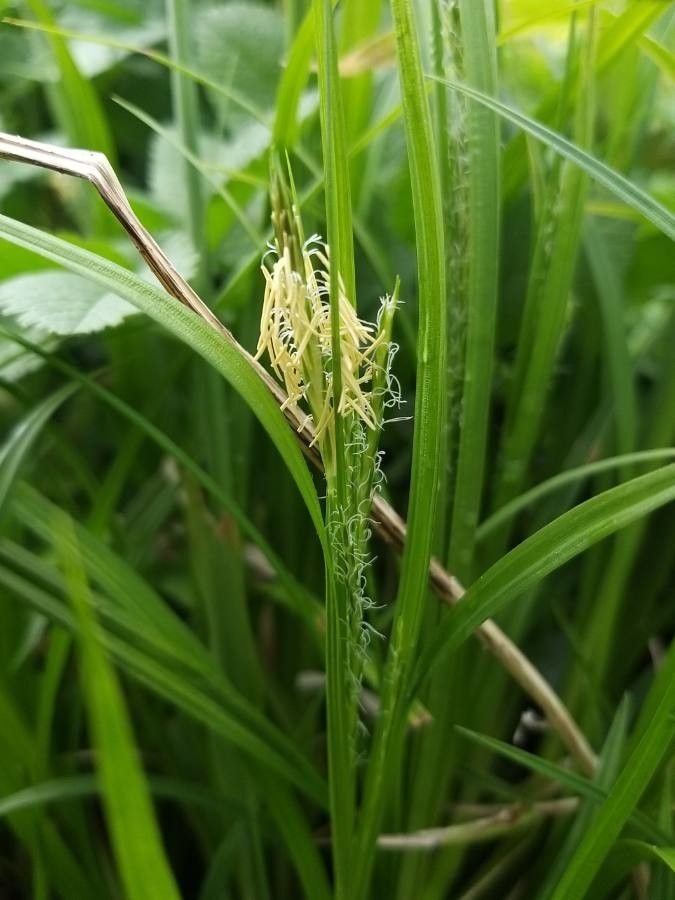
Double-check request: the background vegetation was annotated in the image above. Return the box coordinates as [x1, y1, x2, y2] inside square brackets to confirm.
[0, 0, 674, 897]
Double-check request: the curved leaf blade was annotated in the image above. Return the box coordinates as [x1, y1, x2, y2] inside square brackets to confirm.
[54, 513, 182, 900]
[478, 449, 675, 540]
[0, 382, 76, 518]
[428, 76, 675, 241]
[0, 211, 325, 546]
[417, 464, 675, 686]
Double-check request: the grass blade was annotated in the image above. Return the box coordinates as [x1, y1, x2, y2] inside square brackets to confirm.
[0, 539, 328, 807]
[501, 0, 668, 201]
[313, 0, 359, 891]
[0, 212, 326, 547]
[456, 726, 665, 843]
[429, 77, 675, 241]
[12, 482, 326, 801]
[416, 464, 675, 687]
[0, 383, 76, 518]
[0, 325, 320, 630]
[353, 0, 447, 894]
[477, 449, 675, 541]
[487, 12, 598, 543]
[274, 7, 314, 147]
[549, 649, 675, 897]
[165, 0, 204, 258]
[0, 774, 222, 819]
[53, 511, 182, 900]
[537, 697, 631, 898]
[446, 0, 500, 580]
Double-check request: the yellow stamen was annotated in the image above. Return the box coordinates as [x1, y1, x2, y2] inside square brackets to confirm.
[257, 236, 393, 455]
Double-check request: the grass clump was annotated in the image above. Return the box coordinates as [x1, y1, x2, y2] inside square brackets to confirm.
[0, 1, 674, 898]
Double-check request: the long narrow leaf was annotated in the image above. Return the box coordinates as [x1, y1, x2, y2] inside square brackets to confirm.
[428, 77, 675, 241]
[416, 464, 675, 687]
[478, 448, 675, 540]
[313, 1, 357, 892]
[0, 212, 326, 547]
[54, 512, 182, 900]
[0, 383, 76, 518]
[353, 0, 447, 894]
[447, 0, 500, 579]
[456, 726, 665, 843]
[550, 649, 675, 897]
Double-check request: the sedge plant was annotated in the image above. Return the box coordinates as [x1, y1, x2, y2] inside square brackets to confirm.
[0, 1, 673, 899]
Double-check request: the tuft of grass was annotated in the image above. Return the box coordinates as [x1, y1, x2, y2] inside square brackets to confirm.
[0, 1, 674, 898]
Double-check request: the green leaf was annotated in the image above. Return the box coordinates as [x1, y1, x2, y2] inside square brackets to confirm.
[0, 326, 55, 381]
[0, 231, 197, 335]
[487, 15, 598, 542]
[58, 9, 167, 78]
[194, 2, 284, 124]
[639, 32, 675, 82]
[273, 6, 314, 147]
[0, 211, 326, 548]
[0, 774, 222, 819]
[586, 220, 637, 456]
[313, 1, 358, 893]
[353, 0, 447, 895]
[596, 1, 668, 69]
[478, 449, 675, 541]
[455, 726, 665, 844]
[537, 697, 631, 899]
[165, 0, 204, 258]
[496, 0, 599, 45]
[125, 99, 263, 247]
[500, 0, 668, 202]
[429, 76, 675, 242]
[4, 17, 269, 125]
[603, 839, 675, 885]
[0, 271, 134, 334]
[446, 0, 500, 579]
[53, 511, 182, 900]
[25, 0, 115, 162]
[0, 323, 320, 632]
[550, 644, 675, 898]
[0, 532, 328, 807]
[11, 481, 326, 800]
[0, 383, 76, 517]
[416, 464, 675, 686]
[261, 775, 332, 900]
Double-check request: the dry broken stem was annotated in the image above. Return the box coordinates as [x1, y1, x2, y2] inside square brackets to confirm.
[0, 131, 596, 776]
[377, 797, 579, 850]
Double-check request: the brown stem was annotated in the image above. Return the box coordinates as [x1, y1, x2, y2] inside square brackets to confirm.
[377, 797, 579, 850]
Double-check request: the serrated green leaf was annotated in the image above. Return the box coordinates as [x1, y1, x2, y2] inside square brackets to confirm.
[194, 2, 284, 123]
[0, 271, 135, 334]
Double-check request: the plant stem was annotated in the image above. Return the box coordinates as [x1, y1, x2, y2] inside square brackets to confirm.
[351, 0, 447, 894]
[165, 0, 205, 278]
[378, 798, 579, 850]
[314, 1, 358, 894]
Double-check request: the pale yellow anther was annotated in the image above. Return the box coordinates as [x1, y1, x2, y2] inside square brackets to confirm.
[257, 236, 396, 458]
